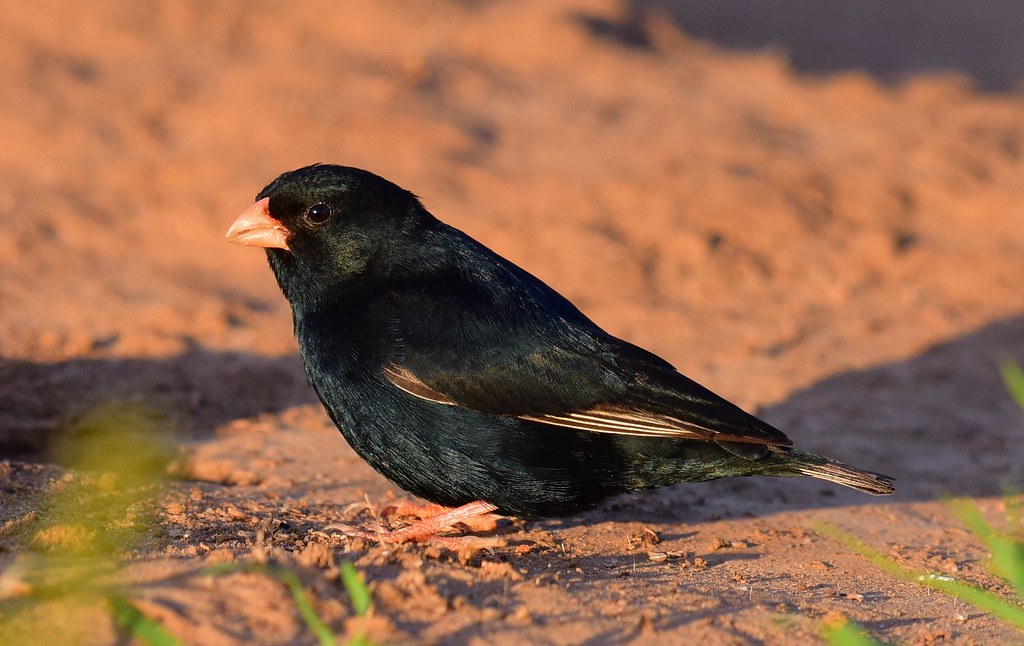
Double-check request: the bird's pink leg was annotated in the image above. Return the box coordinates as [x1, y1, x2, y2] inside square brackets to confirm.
[328, 500, 501, 544]
[377, 500, 501, 543]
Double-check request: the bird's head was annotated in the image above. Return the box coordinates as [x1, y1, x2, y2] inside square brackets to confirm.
[226, 164, 428, 306]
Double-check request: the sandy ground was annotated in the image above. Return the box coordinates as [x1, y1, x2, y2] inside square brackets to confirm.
[3, 1, 1024, 644]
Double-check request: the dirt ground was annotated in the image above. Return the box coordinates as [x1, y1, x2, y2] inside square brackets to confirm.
[3, 1, 1024, 644]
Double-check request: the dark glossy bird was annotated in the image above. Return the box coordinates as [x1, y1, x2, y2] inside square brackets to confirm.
[226, 164, 893, 539]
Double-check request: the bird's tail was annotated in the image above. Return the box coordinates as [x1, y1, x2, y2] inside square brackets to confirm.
[769, 447, 895, 495]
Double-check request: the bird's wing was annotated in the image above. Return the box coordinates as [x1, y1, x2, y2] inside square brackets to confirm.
[385, 344, 789, 446]
[378, 266, 790, 448]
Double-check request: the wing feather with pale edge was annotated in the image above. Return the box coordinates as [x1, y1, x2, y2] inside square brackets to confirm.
[384, 360, 792, 446]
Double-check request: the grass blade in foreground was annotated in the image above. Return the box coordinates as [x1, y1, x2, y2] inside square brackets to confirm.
[822, 615, 887, 646]
[1001, 360, 1024, 412]
[946, 498, 1024, 596]
[276, 569, 337, 646]
[204, 562, 372, 646]
[815, 522, 1024, 631]
[110, 596, 182, 646]
[341, 562, 372, 617]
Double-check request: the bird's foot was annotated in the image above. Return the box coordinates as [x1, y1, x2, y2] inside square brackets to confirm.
[326, 499, 502, 545]
[378, 500, 504, 535]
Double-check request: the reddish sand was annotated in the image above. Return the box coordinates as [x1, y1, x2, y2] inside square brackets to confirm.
[2, 1, 1024, 644]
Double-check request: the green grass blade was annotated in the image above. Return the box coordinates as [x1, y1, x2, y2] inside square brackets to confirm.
[340, 562, 372, 616]
[203, 563, 338, 646]
[201, 562, 243, 577]
[343, 633, 373, 646]
[822, 617, 887, 646]
[947, 499, 1024, 596]
[1001, 360, 1024, 412]
[275, 569, 337, 646]
[109, 595, 182, 646]
[816, 523, 1024, 631]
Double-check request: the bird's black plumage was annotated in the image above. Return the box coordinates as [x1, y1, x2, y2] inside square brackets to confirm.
[229, 164, 893, 517]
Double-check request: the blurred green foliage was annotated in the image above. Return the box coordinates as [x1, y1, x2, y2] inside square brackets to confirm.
[0, 402, 179, 645]
[821, 361, 1024, 644]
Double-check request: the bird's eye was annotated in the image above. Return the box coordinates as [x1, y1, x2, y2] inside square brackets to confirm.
[305, 203, 332, 225]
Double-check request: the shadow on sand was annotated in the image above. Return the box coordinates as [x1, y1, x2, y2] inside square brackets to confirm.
[2, 315, 1022, 519]
[564, 314, 1024, 526]
[576, 1, 1024, 92]
[0, 343, 317, 461]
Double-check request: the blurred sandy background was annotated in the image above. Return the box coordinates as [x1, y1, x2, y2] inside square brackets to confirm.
[2, 2, 1024, 644]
